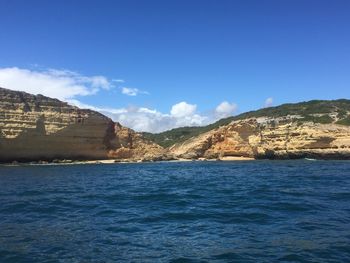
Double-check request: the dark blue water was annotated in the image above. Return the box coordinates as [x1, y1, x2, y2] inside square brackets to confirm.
[1, 161, 350, 262]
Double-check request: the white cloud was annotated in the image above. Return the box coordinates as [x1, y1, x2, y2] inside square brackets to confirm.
[121, 87, 138, 96]
[0, 67, 113, 101]
[112, 79, 125, 83]
[66, 100, 208, 133]
[121, 87, 148, 96]
[170, 101, 197, 117]
[67, 100, 237, 133]
[104, 105, 208, 133]
[215, 101, 237, 118]
[264, 97, 273, 107]
[0, 66, 238, 133]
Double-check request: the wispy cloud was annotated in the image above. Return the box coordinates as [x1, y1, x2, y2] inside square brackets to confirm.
[0, 67, 113, 100]
[112, 79, 125, 83]
[121, 87, 149, 96]
[0, 67, 149, 99]
[0, 66, 237, 133]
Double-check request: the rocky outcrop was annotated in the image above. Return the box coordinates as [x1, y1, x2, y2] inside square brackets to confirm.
[0, 87, 164, 162]
[169, 119, 350, 160]
[107, 123, 167, 162]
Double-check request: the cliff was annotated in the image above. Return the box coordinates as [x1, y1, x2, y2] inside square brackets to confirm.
[108, 123, 166, 161]
[144, 99, 350, 148]
[0, 87, 163, 162]
[1, 87, 350, 162]
[149, 99, 350, 160]
[169, 118, 350, 160]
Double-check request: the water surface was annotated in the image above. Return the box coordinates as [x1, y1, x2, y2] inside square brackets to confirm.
[1, 160, 350, 262]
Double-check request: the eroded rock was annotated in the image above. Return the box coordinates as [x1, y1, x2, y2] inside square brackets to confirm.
[0, 87, 164, 162]
[170, 119, 350, 160]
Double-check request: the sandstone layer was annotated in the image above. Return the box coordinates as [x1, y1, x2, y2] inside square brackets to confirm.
[108, 123, 167, 162]
[169, 119, 350, 160]
[1, 87, 350, 162]
[0, 87, 163, 162]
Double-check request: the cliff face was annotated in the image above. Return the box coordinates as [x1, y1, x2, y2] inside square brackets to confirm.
[1, 87, 349, 162]
[169, 119, 350, 160]
[108, 123, 166, 161]
[0, 88, 163, 162]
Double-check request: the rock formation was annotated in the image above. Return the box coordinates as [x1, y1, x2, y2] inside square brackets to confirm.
[169, 118, 350, 160]
[1, 87, 350, 162]
[108, 123, 166, 161]
[0, 87, 163, 162]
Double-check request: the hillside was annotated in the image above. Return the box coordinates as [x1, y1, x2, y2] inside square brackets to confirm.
[143, 99, 350, 148]
[142, 117, 234, 148]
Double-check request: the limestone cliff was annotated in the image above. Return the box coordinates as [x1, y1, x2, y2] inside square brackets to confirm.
[169, 119, 350, 160]
[2, 87, 349, 162]
[0, 87, 163, 162]
[108, 123, 166, 161]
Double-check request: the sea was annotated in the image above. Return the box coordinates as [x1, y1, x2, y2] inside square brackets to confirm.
[0, 160, 350, 262]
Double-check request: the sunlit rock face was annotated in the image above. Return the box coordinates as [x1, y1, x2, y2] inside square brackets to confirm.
[169, 119, 350, 160]
[2, 87, 349, 162]
[0, 87, 164, 162]
[107, 122, 166, 161]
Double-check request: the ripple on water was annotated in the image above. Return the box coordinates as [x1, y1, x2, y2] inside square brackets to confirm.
[0, 160, 350, 262]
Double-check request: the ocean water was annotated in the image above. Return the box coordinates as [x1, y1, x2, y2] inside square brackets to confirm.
[0, 160, 350, 262]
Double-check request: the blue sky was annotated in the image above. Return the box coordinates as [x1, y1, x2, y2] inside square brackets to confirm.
[0, 0, 349, 132]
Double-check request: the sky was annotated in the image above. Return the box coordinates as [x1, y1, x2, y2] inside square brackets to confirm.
[0, 0, 349, 132]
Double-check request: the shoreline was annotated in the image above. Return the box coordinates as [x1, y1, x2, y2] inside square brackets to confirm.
[0, 156, 255, 166]
[2, 156, 348, 167]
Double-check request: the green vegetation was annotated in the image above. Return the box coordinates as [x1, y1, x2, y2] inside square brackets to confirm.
[230, 99, 350, 119]
[337, 109, 348, 119]
[299, 114, 334, 124]
[143, 99, 350, 147]
[336, 116, 350, 126]
[143, 116, 234, 148]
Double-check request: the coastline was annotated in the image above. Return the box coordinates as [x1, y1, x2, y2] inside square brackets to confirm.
[0, 156, 256, 166]
[3, 156, 348, 167]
